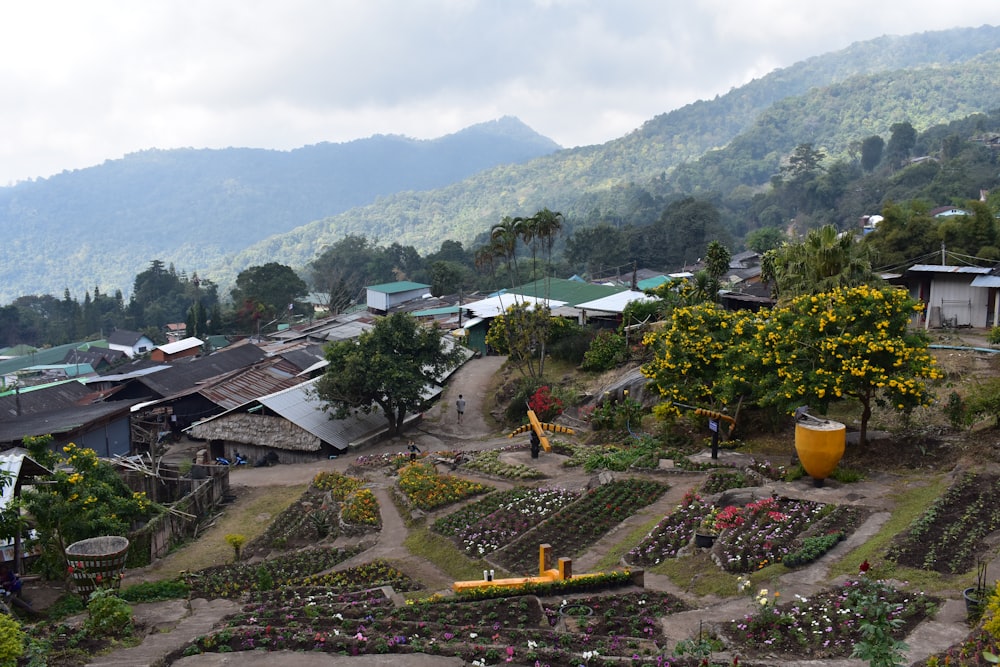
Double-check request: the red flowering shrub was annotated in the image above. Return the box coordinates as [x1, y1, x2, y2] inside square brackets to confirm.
[528, 385, 564, 422]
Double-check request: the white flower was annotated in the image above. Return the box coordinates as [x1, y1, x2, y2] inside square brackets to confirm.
[469, 632, 478, 639]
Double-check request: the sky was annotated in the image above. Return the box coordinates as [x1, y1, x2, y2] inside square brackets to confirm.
[3, 1, 1000, 186]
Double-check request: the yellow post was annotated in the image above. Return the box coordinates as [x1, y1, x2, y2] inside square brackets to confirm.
[558, 557, 573, 581]
[539, 544, 552, 575]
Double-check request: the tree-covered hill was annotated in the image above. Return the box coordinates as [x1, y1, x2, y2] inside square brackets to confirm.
[0, 116, 559, 304]
[223, 27, 1000, 288]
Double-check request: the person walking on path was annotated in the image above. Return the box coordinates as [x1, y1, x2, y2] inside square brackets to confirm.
[407, 441, 421, 461]
[455, 394, 466, 424]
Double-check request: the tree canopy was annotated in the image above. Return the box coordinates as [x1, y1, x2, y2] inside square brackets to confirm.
[315, 313, 461, 435]
[643, 285, 941, 447]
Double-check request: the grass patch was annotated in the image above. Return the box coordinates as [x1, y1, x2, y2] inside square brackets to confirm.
[136, 484, 308, 581]
[650, 551, 737, 598]
[403, 526, 497, 582]
[592, 513, 665, 572]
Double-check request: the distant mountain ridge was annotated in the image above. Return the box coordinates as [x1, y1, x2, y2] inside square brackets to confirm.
[218, 25, 1000, 286]
[5, 25, 1000, 304]
[0, 116, 559, 303]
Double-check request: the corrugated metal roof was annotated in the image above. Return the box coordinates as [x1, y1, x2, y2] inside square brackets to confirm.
[465, 295, 567, 319]
[157, 337, 204, 355]
[198, 364, 306, 411]
[907, 264, 991, 274]
[971, 275, 1000, 288]
[0, 381, 92, 419]
[510, 278, 626, 307]
[366, 281, 430, 294]
[263, 379, 441, 450]
[0, 401, 138, 444]
[137, 343, 266, 397]
[576, 290, 656, 314]
[191, 376, 440, 451]
[0, 447, 50, 515]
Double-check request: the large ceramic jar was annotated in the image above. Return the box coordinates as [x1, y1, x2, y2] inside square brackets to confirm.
[794, 419, 846, 486]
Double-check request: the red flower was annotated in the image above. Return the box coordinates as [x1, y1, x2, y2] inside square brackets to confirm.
[859, 559, 870, 574]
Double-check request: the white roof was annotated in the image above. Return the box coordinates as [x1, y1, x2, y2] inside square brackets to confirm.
[0, 448, 51, 510]
[576, 290, 657, 314]
[464, 294, 567, 319]
[157, 337, 204, 355]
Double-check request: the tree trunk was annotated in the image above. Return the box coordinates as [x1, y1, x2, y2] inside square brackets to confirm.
[858, 396, 872, 449]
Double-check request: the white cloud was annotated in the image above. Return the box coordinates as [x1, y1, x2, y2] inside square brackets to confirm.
[1, 0, 1000, 185]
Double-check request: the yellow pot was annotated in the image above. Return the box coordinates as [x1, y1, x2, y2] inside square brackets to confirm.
[794, 420, 846, 484]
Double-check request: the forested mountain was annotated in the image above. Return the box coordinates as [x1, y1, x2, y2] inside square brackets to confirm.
[0, 117, 559, 304]
[6, 25, 1000, 306]
[222, 25, 1000, 285]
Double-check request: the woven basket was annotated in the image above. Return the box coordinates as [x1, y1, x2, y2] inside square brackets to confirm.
[65, 536, 129, 596]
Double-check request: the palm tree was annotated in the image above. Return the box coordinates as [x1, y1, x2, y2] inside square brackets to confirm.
[772, 225, 879, 300]
[490, 216, 522, 291]
[532, 208, 563, 289]
[528, 208, 563, 376]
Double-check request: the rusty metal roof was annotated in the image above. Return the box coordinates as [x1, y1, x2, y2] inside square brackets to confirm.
[197, 362, 306, 410]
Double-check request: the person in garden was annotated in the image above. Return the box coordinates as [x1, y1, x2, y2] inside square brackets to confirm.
[0, 564, 32, 613]
[407, 441, 420, 461]
[456, 394, 466, 424]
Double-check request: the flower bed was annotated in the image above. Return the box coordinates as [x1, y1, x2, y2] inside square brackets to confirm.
[244, 490, 339, 556]
[186, 546, 364, 599]
[541, 591, 689, 638]
[298, 559, 422, 592]
[627, 489, 708, 566]
[725, 577, 937, 659]
[175, 586, 709, 666]
[626, 492, 846, 572]
[312, 470, 364, 500]
[433, 487, 578, 557]
[700, 469, 757, 495]
[491, 478, 668, 574]
[715, 496, 827, 573]
[340, 488, 381, 530]
[459, 450, 547, 480]
[397, 462, 491, 511]
[887, 472, 1000, 574]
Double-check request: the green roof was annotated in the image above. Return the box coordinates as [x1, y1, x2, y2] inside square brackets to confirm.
[511, 278, 626, 307]
[411, 306, 461, 317]
[0, 340, 106, 376]
[366, 281, 431, 294]
[637, 275, 670, 290]
[0, 344, 38, 357]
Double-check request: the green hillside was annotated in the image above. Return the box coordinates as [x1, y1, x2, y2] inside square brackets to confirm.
[0, 117, 559, 304]
[222, 27, 1000, 287]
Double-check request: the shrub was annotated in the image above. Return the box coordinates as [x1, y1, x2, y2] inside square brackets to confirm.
[944, 391, 968, 430]
[547, 320, 592, 363]
[581, 330, 628, 371]
[782, 532, 844, 568]
[989, 326, 1000, 346]
[256, 565, 274, 591]
[528, 385, 564, 422]
[120, 579, 190, 603]
[0, 614, 24, 667]
[84, 589, 133, 638]
[225, 534, 246, 562]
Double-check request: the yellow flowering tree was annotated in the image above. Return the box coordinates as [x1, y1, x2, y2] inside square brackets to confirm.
[21, 439, 160, 578]
[641, 302, 749, 419]
[730, 285, 941, 446]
